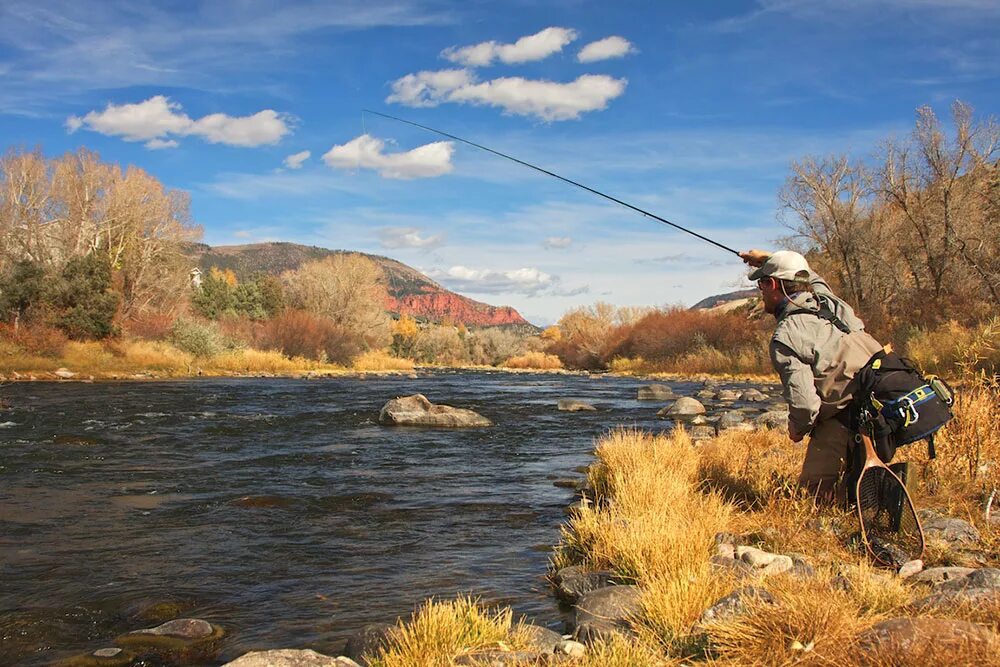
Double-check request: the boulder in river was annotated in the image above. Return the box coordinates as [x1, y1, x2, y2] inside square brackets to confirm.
[558, 399, 597, 412]
[378, 394, 491, 427]
[115, 618, 224, 664]
[637, 384, 675, 401]
[657, 397, 706, 421]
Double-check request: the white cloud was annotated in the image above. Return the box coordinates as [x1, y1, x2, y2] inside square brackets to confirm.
[577, 36, 636, 63]
[145, 138, 179, 150]
[377, 226, 445, 249]
[543, 236, 573, 249]
[442, 27, 578, 67]
[385, 68, 474, 107]
[322, 134, 454, 179]
[283, 150, 311, 169]
[66, 95, 292, 148]
[387, 70, 627, 121]
[431, 265, 555, 295]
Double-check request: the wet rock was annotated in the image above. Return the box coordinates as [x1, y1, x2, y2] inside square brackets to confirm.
[754, 410, 790, 432]
[637, 384, 675, 401]
[222, 650, 359, 666]
[54, 367, 77, 379]
[552, 478, 581, 489]
[898, 560, 923, 578]
[519, 624, 563, 653]
[909, 566, 975, 587]
[553, 566, 617, 604]
[557, 399, 597, 412]
[699, 586, 775, 623]
[344, 622, 395, 666]
[128, 618, 215, 640]
[573, 585, 641, 643]
[855, 618, 997, 662]
[657, 397, 706, 421]
[378, 394, 491, 427]
[116, 618, 224, 664]
[93, 649, 123, 658]
[921, 516, 980, 545]
[739, 389, 769, 402]
[715, 389, 741, 402]
[696, 389, 716, 399]
[58, 647, 138, 667]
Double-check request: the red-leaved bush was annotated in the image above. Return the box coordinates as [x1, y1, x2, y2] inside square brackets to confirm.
[609, 307, 768, 362]
[257, 309, 363, 364]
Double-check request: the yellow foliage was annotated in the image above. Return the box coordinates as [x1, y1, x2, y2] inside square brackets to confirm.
[502, 351, 562, 370]
[352, 349, 415, 371]
[393, 314, 419, 338]
[540, 325, 562, 342]
[607, 356, 648, 374]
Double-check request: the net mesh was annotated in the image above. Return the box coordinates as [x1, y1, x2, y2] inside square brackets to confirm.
[856, 466, 922, 564]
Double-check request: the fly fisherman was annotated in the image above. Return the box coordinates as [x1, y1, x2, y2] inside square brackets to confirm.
[740, 249, 884, 502]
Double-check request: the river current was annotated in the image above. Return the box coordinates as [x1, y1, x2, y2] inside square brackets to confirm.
[0, 371, 708, 665]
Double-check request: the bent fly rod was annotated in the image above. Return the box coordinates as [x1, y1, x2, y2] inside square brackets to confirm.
[363, 109, 740, 257]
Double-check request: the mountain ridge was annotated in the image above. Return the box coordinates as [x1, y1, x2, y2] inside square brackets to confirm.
[187, 242, 533, 328]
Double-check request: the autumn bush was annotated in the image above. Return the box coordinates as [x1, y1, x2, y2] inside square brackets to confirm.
[124, 311, 177, 340]
[257, 309, 362, 364]
[0, 323, 69, 358]
[503, 351, 562, 370]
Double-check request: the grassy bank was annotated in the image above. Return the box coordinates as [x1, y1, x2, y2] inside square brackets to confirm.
[350, 377, 1000, 666]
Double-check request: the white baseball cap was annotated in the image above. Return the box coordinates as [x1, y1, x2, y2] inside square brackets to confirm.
[748, 250, 811, 282]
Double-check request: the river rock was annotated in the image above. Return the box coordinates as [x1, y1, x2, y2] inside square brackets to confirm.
[696, 389, 716, 399]
[689, 425, 717, 441]
[128, 618, 216, 640]
[93, 648, 124, 658]
[117, 618, 224, 664]
[222, 650, 360, 666]
[519, 624, 563, 653]
[739, 389, 769, 402]
[921, 516, 980, 545]
[699, 586, 775, 623]
[938, 567, 1000, 591]
[553, 565, 617, 604]
[556, 640, 586, 657]
[913, 586, 1000, 610]
[715, 410, 745, 432]
[557, 399, 597, 412]
[344, 622, 395, 666]
[715, 389, 741, 402]
[909, 566, 975, 587]
[378, 394, 491, 427]
[573, 585, 641, 643]
[754, 410, 790, 432]
[710, 555, 753, 579]
[54, 367, 77, 379]
[898, 560, 923, 578]
[855, 618, 997, 662]
[454, 650, 542, 666]
[657, 397, 706, 421]
[637, 384, 675, 401]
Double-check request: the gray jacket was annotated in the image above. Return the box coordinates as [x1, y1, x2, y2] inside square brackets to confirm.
[769, 272, 883, 436]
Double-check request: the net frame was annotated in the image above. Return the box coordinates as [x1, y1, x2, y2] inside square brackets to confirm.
[854, 431, 924, 565]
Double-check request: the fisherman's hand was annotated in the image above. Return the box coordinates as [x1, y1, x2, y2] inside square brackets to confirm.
[739, 249, 769, 267]
[788, 419, 805, 443]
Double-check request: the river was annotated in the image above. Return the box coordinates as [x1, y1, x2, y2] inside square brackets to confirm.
[0, 371, 713, 665]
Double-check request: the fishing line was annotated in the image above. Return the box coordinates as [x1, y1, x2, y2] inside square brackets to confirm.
[362, 109, 741, 257]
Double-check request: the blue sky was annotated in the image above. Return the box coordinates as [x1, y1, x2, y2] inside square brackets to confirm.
[2, 1, 997, 325]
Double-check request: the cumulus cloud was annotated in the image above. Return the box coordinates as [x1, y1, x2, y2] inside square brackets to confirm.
[432, 265, 555, 295]
[283, 150, 311, 169]
[543, 236, 573, 249]
[442, 27, 578, 67]
[322, 134, 453, 179]
[377, 226, 445, 249]
[577, 36, 637, 63]
[66, 95, 292, 148]
[387, 70, 626, 121]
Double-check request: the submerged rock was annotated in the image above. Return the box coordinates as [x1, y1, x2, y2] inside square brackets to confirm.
[557, 399, 597, 412]
[115, 618, 224, 664]
[378, 394, 491, 427]
[637, 384, 675, 401]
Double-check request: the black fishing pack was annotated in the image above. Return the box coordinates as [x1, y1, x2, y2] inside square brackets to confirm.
[849, 349, 955, 463]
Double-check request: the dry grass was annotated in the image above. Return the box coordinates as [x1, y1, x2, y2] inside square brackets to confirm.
[906, 317, 1000, 377]
[205, 349, 321, 374]
[352, 349, 415, 371]
[502, 351, 563, 370]
[369, 596, 528, 667]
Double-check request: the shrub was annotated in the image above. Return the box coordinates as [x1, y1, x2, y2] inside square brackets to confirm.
[259, 309, 362, 364]
[352, 350, 415, 371]
[50, 253, 119, 339]
[503, 351, 562, 370]
[0, 259, 47, 328]
[905, 317, 1000, 377]
[413, 325, 469, 365]
[168, 318, 229, 358]
[466, 327, 525, 365]
[124, 311, 176, 340]
[0, 323, 69, 358]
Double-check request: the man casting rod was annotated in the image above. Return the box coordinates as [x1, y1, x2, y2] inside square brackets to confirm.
[363, 109, 741, 257]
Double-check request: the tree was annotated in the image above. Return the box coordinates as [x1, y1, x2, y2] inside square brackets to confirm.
[0, 260, 47, 332]
[281, 254, 391, 348]
[50, 253, 119, 339]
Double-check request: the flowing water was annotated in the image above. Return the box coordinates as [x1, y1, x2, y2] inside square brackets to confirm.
[0, 371, 710, 665]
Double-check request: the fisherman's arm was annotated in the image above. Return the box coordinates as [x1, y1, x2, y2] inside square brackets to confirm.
[769, 339, 820, 442]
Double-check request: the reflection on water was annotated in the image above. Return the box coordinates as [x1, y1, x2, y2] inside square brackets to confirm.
[0, 371, 712, 665]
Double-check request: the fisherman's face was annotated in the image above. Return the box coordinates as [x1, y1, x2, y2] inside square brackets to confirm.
[757, 278, 783, 314]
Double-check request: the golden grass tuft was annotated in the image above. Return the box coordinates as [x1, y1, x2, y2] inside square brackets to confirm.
[606, 356, 649, 374]
[353, 349, 415, 371]
[205, 349, 316, 373]
[370, 596, 526, 667]
[575, 633, 681, 667]
[502, 351, 563, 370]
[119, 340, 194, 370]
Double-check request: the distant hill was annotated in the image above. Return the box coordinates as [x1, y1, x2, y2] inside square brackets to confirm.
[690, 288, 759, 312]
[187, 242, 532, 328]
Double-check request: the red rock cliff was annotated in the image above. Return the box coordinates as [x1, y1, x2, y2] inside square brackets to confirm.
[386, 291, 529, 327]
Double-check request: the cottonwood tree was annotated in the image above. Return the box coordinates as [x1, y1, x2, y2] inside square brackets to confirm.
[281, 254, 392, 348]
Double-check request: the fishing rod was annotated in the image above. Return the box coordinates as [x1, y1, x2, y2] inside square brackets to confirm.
[362, 109, 741, 257]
